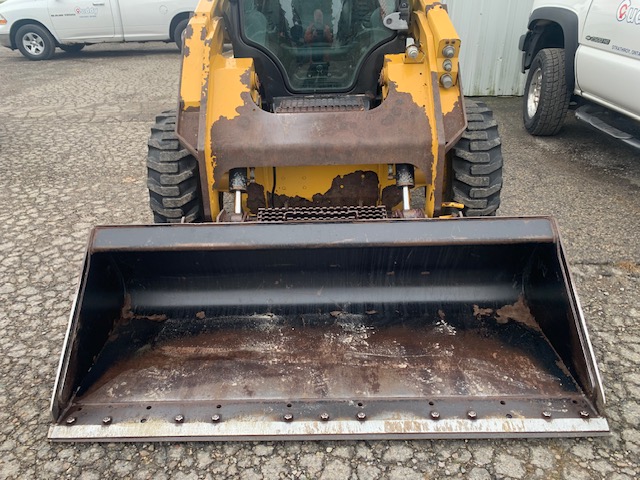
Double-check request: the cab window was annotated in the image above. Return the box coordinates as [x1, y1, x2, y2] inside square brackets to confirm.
[241, 0, 396, 92]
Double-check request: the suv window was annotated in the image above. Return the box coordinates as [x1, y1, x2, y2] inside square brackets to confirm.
[241, 0, 395, 92]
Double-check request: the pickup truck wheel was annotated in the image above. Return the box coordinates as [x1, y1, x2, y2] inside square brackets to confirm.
[523, 48, 571, 136]
[59, 44, 85, 53]
[15, 24, 56, 61]
[147, 111, 203, 223]
[173, 19, 189, 51]
[451, 100, 502, 217]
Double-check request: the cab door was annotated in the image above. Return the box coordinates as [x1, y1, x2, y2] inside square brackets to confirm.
[48, 0, 116, 41]
[575, 0, 640, 117]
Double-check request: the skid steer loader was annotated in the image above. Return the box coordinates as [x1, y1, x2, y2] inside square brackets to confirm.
[49, 0, 608, 441]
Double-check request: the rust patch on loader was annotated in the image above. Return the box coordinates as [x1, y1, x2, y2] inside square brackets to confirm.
[210, 82, 433, 185]
[381, 185, 403, 210]
[177, 108, 200, 157]
[77, 310, 580, 404]
[120, 295, 167, 324]
[473, 305, 494, 318]
[495, 295, 540, 332]
[247, 171, 380, 213]
[442, 96, 466, 151]
[182, 24, 194, 57]
[246, 182, 267, 211]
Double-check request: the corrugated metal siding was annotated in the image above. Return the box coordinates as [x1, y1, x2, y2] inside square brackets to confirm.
[443, 0, 534, 96]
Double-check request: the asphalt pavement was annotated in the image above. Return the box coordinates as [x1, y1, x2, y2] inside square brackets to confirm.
[0, 42, 638, 479]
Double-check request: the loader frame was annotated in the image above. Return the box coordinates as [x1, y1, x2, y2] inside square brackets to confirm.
[176, 0, 466, 221]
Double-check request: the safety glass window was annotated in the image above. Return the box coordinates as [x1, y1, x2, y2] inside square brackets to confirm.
[241, 0, 396, 91]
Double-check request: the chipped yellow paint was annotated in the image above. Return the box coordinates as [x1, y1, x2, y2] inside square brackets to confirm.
[378, 2, 464, 217]
[252, 165, 399, 206]
[208, 58, 254, 124]
[181, 0, 464, 218]
[180, 17, 208, 109]
[178, 0, 259, 217]
[442, 201, 465, 210]
[204, 58, 256, 216]
[180, 0, 227, 110]
[412, 11, 441, 218]
[381, 55, 440, 214]
[426, 4, 461, 115]
[409, 2, 461, 118]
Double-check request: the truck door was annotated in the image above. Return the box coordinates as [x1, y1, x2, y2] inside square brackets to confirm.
[575, 0, 640, 117]
[117, 0, 193, 40]
[48, 0, 116, 41]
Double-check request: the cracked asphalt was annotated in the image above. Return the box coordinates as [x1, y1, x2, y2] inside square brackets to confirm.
[0, 43, 639, 479]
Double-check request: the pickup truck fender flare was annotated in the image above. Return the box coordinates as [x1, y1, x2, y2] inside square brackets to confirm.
[519, 7, 579, 91]
[9, 19, 59, 49]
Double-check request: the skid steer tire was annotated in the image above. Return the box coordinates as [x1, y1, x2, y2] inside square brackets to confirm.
[452, 100, 503, 217]
[147, 112, 203, 223]
[523, 48, 571, 136]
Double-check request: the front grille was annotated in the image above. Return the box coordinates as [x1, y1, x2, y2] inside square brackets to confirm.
[257, 205, 388, 222]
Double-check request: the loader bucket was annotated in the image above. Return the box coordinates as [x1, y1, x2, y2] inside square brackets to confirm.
[49, 217, 608, 441]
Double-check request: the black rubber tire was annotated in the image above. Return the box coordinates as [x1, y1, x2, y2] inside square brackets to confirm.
[147, 112, 203, 223]
[523, 48, 571, 136]
[59, 44, 85, 53]
[15, 24, 56, 61]
[173, 19, 189, 51]
[451, 100, 503, 217]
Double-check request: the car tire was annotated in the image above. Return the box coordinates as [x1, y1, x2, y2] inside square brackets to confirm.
[15, 24, 56, 61]
[451, 100, 503, 217]
[147, 111, 203, 223]
[59, 44, 85, 53]
[173, 19, 189, 51]
[523, 48, 571, 136]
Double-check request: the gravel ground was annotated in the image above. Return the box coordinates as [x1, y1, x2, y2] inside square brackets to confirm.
[0, 43, 638, 479]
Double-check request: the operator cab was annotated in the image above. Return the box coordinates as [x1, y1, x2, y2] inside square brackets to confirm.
[229, 0, 407, 106]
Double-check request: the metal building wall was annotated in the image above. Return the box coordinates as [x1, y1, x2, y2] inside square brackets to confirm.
[443, 0, 534, 96]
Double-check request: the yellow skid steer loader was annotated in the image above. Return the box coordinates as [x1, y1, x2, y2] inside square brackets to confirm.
[49, 0, 608, 441]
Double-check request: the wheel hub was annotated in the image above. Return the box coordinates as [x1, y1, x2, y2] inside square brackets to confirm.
[23, 33, 44, 55]
[527, 68, 543, 118]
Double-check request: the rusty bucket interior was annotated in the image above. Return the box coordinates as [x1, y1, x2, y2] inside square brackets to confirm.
[49, 218, 608, 441]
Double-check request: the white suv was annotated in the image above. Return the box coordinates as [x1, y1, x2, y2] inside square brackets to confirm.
[520, 0, 640, 149]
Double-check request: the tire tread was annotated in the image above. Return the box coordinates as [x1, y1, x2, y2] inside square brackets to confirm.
[523, 48, 571, 136]
[147, 112, 203, 223]
[451, 100, 503, 216]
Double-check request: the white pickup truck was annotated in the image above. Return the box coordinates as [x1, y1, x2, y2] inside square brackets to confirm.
[0, 0, 198, 60]
[520, 0, 640, 149]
